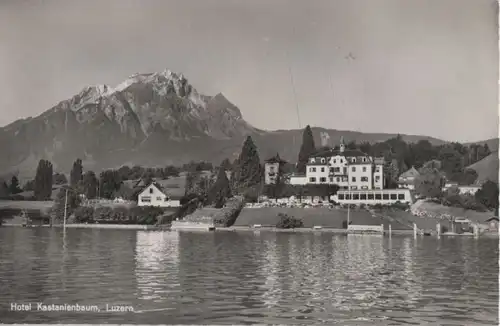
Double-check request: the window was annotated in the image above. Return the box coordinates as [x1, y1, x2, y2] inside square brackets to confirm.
[329, 167, 334, 172]
[352, 177, 356, 182]
[336, 177, 341, 182]
[353, 194, 360, 200]
[309, 177, 316, 182]
[360, 194, 367, 200]
[321, 158, 325, 163]
[352, 167, 356, 172]
[352, 158, 356, 162]
[390, 194, 397, 200]
[311, 167, 316, 172]
[362, 167, 367, 172]
[149, 188, 153, 194]
[343, 167, 347, 174]
[338, 194, 345, 200]
[398, 194, 405, 200]
[375, 194, 382, 200]
[310, 158, 316, 163]
[361, 186, 368, 190]
[375, 176, 380, 181]
[164, 197, 170, 202]
[141, 196, 151, 202]
[156, 196, 162, 201]
[383, 194, 389, 200]
[361, 177, 368, 182]
[362, 157, 366, 162]
[345, 194, 351, 200]
[340, 159, 343, 163]
[321, 167, 325, 172]
[269, 166, 275, 172]
[329, 177, 334, 182]
[367, 194, 374, 200]
[376, 167, 380, 172]
[320, 177, 327, 183]
[351, 186, 357, 190]
[334, 167, 340, 172]
[333, 159, 336, 163]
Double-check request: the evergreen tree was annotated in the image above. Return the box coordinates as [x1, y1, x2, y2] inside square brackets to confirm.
[70, 158, 83, 187]
[233, 136, 262, 192]
[208, 166, 232, 208]
[9, 176, 22, 194]
[297, 125, 316, 174]
[34, 160, 53, 200]
[0, 180, 9, 198]
[82, 171, 98, 199]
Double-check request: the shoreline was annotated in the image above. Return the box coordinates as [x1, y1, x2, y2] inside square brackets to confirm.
[1, 223, 497, 237]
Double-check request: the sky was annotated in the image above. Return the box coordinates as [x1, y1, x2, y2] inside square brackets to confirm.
[0, 0, 498, 143]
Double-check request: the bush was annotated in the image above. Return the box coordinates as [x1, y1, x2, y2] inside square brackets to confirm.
[128, 206, 166, 225]
[74, 206, 94, 223]
[276, 213, 303, 229]
[112, 206, 129, 222]
[390, 201, 410, 211]
[94, 206, 113, 221]
[213, 196, 245, 227]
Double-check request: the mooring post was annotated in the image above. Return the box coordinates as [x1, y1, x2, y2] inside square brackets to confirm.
[413, 223, 417, 239]
[436, 222, 441, 239]
[388, 224, 392, 237]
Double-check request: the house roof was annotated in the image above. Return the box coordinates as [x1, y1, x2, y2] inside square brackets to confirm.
[311, 148, 369, 159]
[139, 182, 166, 196]
[486, 217, 499, 222]
[399, 166, 420, 179]
[265, 153, 287, 164]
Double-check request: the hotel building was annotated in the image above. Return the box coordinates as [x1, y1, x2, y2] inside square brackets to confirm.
[290, 137, 385, 190]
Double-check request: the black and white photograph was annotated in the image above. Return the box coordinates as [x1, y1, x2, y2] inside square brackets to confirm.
[0, 0, 498, 325]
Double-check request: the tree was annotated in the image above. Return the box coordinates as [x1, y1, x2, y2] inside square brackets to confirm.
[475, 181, 499, 210]
[23, 179, 35, 191]
[220, 158, 232, 170]
[70, 158, 83, 187]
[233, 136, 262, 192]
[0, 181, 9, 198]
[99, 170, 122, 199]
[117, 166, 132, 181]
[34, 160, 53, 200]
[438, 146, 464, 182]
[82, 171, 98, 199]
[414, 168, 445, 198]
[297, 125, 316, 174]
[52, 173, 68, 185]
[208, 166, 232, 208]
[9, 176, 22, 195]
[346, 140, 357, 150]
[51, 186, 81, 222]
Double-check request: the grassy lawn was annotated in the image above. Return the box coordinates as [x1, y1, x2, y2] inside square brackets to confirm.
[234, 207, 411, 230]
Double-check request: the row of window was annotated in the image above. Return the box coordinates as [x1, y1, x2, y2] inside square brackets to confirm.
[310, 157, 372, 164]
[338, 193, 406, 200]
[309, 176, 374, 183]
[310, 166, 371, 173]
[141, 196, 170, 202]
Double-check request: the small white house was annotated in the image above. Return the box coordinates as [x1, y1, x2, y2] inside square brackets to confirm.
[137, 182, 181, 208]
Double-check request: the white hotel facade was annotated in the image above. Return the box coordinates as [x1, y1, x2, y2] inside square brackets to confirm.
[289, 139, 385, 190]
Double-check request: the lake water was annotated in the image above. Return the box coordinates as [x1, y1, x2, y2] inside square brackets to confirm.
[0, 228, 498, 325]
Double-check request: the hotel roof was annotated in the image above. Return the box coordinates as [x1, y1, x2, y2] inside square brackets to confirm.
[311, 148, 369, 158]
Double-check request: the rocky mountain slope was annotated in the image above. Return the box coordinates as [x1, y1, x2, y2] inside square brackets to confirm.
[0, 69, 454, 175]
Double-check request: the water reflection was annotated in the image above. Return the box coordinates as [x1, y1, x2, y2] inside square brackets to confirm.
[135, 231, 180, 303]
[0, 228, 497, 325]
